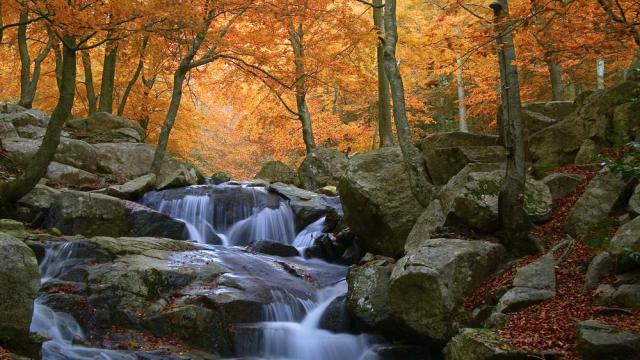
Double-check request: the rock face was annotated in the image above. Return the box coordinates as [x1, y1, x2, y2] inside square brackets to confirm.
[495, 255, 556, 313]
[565, 170, 632, 239]
[529, 81, 640, 171]
[346, 259, 395, 329]
[0, 233, 40, 347]
[298, 148, 348, 191]
[541, 172, 585, 200]
[389, 239, 505, 342]
[48, 190, 187, 239]
[338, 147, 432, 257]
[255, 160, 299, 185]
[66, 112, 145, 143]
[576, 320, 640, 360]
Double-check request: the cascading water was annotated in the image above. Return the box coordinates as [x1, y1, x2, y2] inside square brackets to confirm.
[31, 183, 381, 359]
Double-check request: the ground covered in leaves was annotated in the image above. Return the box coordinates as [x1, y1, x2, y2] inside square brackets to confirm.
[464, 166, 640, 359]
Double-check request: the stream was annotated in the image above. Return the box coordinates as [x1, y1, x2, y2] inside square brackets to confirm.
[30, 183, 381, 359]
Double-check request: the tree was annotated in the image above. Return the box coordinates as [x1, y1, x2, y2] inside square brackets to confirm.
[382, 0, 433, 206]
[17, 8, 53, 108]
[373, 0, 394, 146]
[81, 50, 98, 115]
[150, 1, 253, 174]
[491, 0, 538, 254]
[98, 39, 118, 113]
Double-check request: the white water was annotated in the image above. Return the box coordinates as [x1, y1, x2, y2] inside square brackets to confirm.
[31, 183, 379, 359]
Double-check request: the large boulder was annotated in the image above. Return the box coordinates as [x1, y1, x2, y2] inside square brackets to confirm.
[4, 137, 98, 172]
[424, 146, 506, 186]
[298, 148, 348, 191]
[15, 184, 60, 225]
[0, 233, 40, 348]
[98, 174, 157, 200]
[93, 142, 200, 185]
[48, 190, 187, 239]
[541, 172, 585, 200]
[269, 182, 341, 230]
[46, 161, 101, 188]
[612, 101, 640, 147]
[338, 147, 433, 257]
[609, 216, 640, 270]
[495, 255, 556, 313]
[0, 117, 18, 139]
[576, 320, 640, 360]
[255, 160, 299, 185]
[0, 110, 47, 128]
[389, 239, 505, 342]
[565, 170, 633, 239]
[443, 328, 556, 360]
[346, 259, 395, 330]
[529, 81, 640, 171]
[66, 112, 145, 143]
[210, 171, 231, 185]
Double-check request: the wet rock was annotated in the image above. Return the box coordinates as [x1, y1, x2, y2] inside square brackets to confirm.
[541, 172, 585, 200]
[389, 239, 505, 342]
[576, 320, 640, 360]
[369, 344, 433, 360]
[210, 171, 231, 185]
[269, 182, 341, 230]
[338, 147, 433, 257]
[565, 170, 633, 239]
[0, 233, 40, 349]
[496, 255, 556, 313]
[156, 168, 199, 190]
[248, 240, 299, 257]
[255, 160, 299, 186]
[298, 147, 348, 191]
[346, 259, 395, 329]
[318, 295, 350, 333]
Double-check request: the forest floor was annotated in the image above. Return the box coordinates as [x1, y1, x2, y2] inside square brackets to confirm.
[464, 165, 640, 359]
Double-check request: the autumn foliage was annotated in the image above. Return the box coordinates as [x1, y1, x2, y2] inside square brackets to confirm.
[0, 0, 637, 178]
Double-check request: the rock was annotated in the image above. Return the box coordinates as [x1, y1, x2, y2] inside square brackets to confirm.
[575, 139, 600, 165]
[48, 190, 187, 239]
[99, 174, 157, 200]
[0, 103, 27, 114]
[3, 137, 98, 173]
[496, 255, 556, 313]
[269, 182, 341, 230]
[521, 110, 558, 140]
[612, 101, 640, 147]
[318, 185, 338, 197]
[369, 344, 432, 360]
[346, 259, 395, 329]
[529, 81, 640, 171]
[15, 124, 48, 139]
[0, 111, 47, 128]
[66, 112, 145, 142]
[15, 185, 60, 226]
[255, 160, 299, 185]
[298, 148, 348, 191]
[610, 284, 640, 309]
[628, 184, 640, 216]
[248, 240, 299, 257]
[584, 252, 614, 290]
[424, 146, 507, 186]
[210, 171, 231, 185]
[0, 219, 30, 240]
[338, 147, 433, 257]
[156, 168, 199, 190]
[93, 142, 200, 185]
[404, 200, 447, 253]
[576, 320, 640, 360]
[46, 161, 101, 188]
[541, 172, 585, 200]
[318, 295, 350, 333]
[389, 239, 505, 342]
[523, 101, 576, 120]
[609, 216, 640, 268]
[0, 233, 40, 348]
[417, 132, 500, 154]
[0, 117, 18, 139]
[565, 170, 633, 239]
[443, 328, 559, 360]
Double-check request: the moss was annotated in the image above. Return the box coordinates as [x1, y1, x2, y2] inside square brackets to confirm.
[468, 179, 502, 201]
[524, 186, 544, 214]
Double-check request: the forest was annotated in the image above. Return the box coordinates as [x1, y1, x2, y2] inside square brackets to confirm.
[0, 0, 639, 359]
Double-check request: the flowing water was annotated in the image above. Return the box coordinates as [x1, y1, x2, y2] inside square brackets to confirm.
[31, 183, 380, 359]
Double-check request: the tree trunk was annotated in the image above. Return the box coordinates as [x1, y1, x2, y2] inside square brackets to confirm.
[98, 42, 118, 113]
[0, 35, 76, 205]
[117, 35, 149, 116]
[547, 60, 564, 101]
[596, 58, 605, 90]
[373, 0, 394, 147]
[151, 67, 187, 174]
[456, 58, 469, 133]
[139, 74, 156, 135]
[82, 51, 97, 115]
[17, 10, 53, 109]
[289, 23, 316, 154]
[491, 0, 536, 255]
[382, 0, 432, 207]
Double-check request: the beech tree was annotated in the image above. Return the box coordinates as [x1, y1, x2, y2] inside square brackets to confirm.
[17, 7, 53, 108]
[373, 0, 393, 147]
